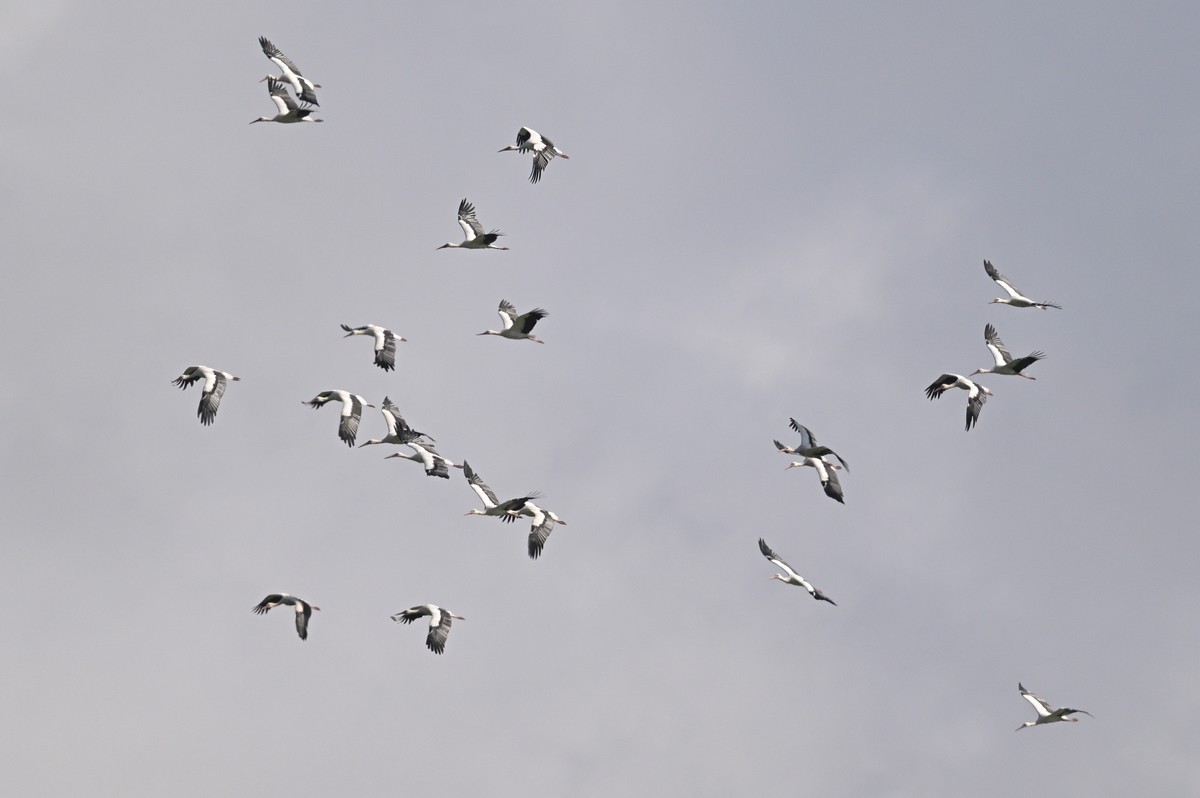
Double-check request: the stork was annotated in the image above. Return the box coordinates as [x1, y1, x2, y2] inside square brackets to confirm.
[514, 501, 568, 560]
[498, 126, 569, 184]
[984, 260, 1062, 309]
[252, 594, 320, 640]
[1016, 683, 1093, 730]
[391, 604, 464, 654]
[478, 300, 548, 343]
[357, 397, 431, 448]
[304, 390, 373, 447]
[341, 323, 404, 371]
[258, 36, 320, 106]
[774, 419, 849, 471]
[250, 77, 322, 124]
[462, 461, 537, 519]
[924, 374, 992, 431]
[437, 198, 508, 250]
[385, 443, 463, 479]
[758, 538, 836, 605]
[172, 366, 239, 426]
[784, 457, 845, 504]
[971, 323, 1044, 380]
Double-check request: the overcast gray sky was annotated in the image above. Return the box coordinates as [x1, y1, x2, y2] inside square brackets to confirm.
[3, 1, 1199, 795]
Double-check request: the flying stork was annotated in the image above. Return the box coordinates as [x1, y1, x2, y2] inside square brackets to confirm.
[341, 323, 405, 371]
[357, 397, 432, 448]
[478, 300, 548, 343]
[774, 419, 849, 471]
[784, 457, 845, 504]
[258, 36, 320, 106]
[924, 374, 993, 431]
[391, 604, 464, 654]
[758, 538, 836, 605]
[304, 390, 373, 447]
[172, 365, 239, 426]
[252, 593, 320, 640]
[514, 500, 568, 560]
[971, 323, 1044, 380]
[386, 443, 463, 479]
[1016, 683, 1093, 730]
[498, 127, 569, 184]
[250, 77, 322, 124]
[462, 461, 538, 520]
[984, 260, 1062, 309]
[437, 198, 509, 250]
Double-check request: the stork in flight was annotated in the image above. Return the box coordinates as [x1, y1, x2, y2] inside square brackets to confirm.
[341, 323, 405, 371]
[258, 36, 320, 106]
[391, 604, 464, 654]
[304, 390, 373, 447]
[252, 594, 319, 640]
[358, 397, 432, 448]
[250, 77, 322, 124]
[971, 323, 1044, 380]
[924, 374, 992, 431]
[984, 260, 1061, 309]
[386, 443, 463, 479]
[498, 127, 569, 184]
[1016, 683, 1093, 730]
[774, 419, 849, 472]
[514, 501, 568, 560]
[758, 538, 836, 605]
[784, 457, 845, 504]
[437, 198, 509, 250]
[172, 366, 239, 426]
[478, 300, 548, 343]
[462, 461, 538, 520]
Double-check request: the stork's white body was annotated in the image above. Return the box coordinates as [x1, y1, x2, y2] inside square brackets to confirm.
[984, 260, 1061, 309]
[341, 323, 404, 371]
[258, 36, 321, 106]
[251, 77, 322, 124]
[438, 198, 508, 250]
[479, 299, 548, 343]
[391, 604, 464, 654]
[172, 365, 239, 426]
[498, 127, 570, 184]
[924, 373, 993, 431]
[304, 390, 373, 447]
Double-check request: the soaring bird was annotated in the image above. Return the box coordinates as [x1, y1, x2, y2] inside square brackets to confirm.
[774, 420, 849, 471]
[1016, 683, 1093, 730]
[462, 461, 538, 520]
[391, 604, 464, 654]
[758, 538, 836, 605]
[437, 198, 509, 250]
[478, 300, 548, 343]
[357, 397, 431, 448]
[514, 501, 568, 560]
[386, 443, 463, 479]
[252, 594, 320, 640]
[250, 77, 322, 124]
[984, 260, 1061, 309]
[258, 36, 320, 106]
[784, 457, 845, 504]
[304, 390, 373, 447]
[172, 365, 239, 425]
[971, 323, 1044, 380]
[924, 374, 992, 431]
[341, 323, 405, 371]
[498, 126, 569, 184]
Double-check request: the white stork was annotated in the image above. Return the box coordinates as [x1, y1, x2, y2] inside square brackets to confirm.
[784, 457, 845, 504]
[774, 419, 849, 471]
[1016, 683, 1093, 730]
[984, 260, 1062, 309]
[385, 443, 463, 479]
[478, 300, 548, 343]
[513, 501, 568, 560]
[172, 365, 239, 426]
[358, 397, 431, 448]
[304, 390, 373, 447]
[252, 593, 320, 640]
[498, 126, 569, 184]
[437, 198, 509, 250]
[251, 77, 322, 124]
[924, 374, 992, 431]
[341, 323, 405, 371]
[462, 461, 538, 520]
[391, 604, 464, 655]
[758, 538, 836, 605]
[971, 323, 1044, 380]
[258, 36, 320, 106]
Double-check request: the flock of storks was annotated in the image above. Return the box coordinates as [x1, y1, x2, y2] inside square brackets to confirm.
[177, 37, 1089, 729]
